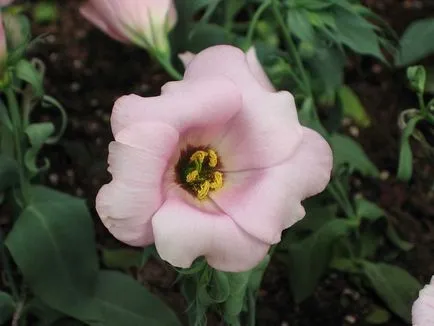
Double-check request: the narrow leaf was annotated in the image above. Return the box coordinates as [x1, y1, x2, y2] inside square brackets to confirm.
[361, 261, 421, 323]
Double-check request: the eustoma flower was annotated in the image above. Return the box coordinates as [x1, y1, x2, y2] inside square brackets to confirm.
[96, 45, 332, 272]
[413, 277, 434, 325]
[80, 0, 177, 57]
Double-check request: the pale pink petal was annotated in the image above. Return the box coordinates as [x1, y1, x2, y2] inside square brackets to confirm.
[96, 121, 179, 246]
[246, 47, 275, 91]
[413, 277, 434, 326]
[214, 90, 303, 171]
[178, 51, 196, 67]
[80, 2, 129, 43]
[184, 45, 264, 95]
[211, 127, 332, 244]
[0, 0, 14, 7]
[111, 76, 242, 137]
[152, 188, 270, 272]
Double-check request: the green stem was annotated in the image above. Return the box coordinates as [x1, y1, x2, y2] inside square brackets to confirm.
[271, 0, 311, 94]
[157, 56, 183, 80]
[418, 93, 427, 116]
[6, 88, 30, 204]
[0, 230, 19, 300]
[245, 0, 271, 48]
[327, 183, 354, 219]
[248, 289, 256, 326]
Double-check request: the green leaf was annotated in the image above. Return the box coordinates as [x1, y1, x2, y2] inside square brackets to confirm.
[298, 97, 328, 137]
[355, 198, 385, 222]
[386, 224, 413, 251]
[15, 59, 44, 98]
[334, 8, 384, 61]
[26, 122, 55, 148]
[187, 23, 232, 53]
[286, 219, 351, 302]
[330, 133, 380, 177]
[5, 186, 100, 323]
[0, 99, 12, 131]
[223, 271, 250, 320]
[396, 18, 434, 67]
[361, 261, 421, 323]
[287, 9, 315, 42]
[338, 85, 371, 127]
[0, 154, 19, 192]
[94, 271, 181, 326]
[24, 122, 55, 176]
[102, 248, 143, 270]
[407, 65, 426, 94]
[309, 45, 345, 95]
[0, 291, 15, 324]
[397, 115, 423, 181]
[365, 305, 391, 324]
[33, 1, 58, 24]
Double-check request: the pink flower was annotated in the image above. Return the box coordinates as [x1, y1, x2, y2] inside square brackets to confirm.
[0, 0, 14, 7]
[80, 0, 177, 56]
[179, 47, 275, 91]
[96, 45, 332, 272]
[413, 277, 434, 325]
[0, 14, 7, 71]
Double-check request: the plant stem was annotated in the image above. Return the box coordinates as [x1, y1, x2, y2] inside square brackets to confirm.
[245, 0, 271, 48]
[157, 56, 183, 80]
[418, 93, 427, 116]
[0, 230, 19, 300]
[271, 0, 311, 94]
[248, 289, 256, 326]
[6, 88, 29, 204]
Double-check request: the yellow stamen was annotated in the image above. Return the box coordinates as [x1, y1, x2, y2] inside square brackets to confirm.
[210, 171, 223, 190]
[190, 150, 208, 164]
[208, 149, 218, 167]
[186, 170, 199, 183]
[197, 181, 211, 200]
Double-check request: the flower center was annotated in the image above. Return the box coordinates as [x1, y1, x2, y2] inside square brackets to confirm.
[175, 147, 224, 200]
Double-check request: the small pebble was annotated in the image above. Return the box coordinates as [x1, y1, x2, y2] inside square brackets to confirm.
[344, 315, 357, 324]
[70, 82, 81, 92]
[380, 170, 390, 180]
[48, 173, 59, 185]
[349, 126, 359, 137]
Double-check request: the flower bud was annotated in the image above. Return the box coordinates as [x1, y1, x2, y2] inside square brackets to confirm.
[80, 0, 177, 58]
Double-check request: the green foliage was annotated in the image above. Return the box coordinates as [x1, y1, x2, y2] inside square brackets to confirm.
[5, 186, 100, 323]
[0, 154, 19, 192]
[396, 18, 434, 67]
[284, 219, 352, 302]
[33, 1, 58, 24]
[330, 133, 380, 177]
[15, 59, 44, 98]
[338, 85, 371, 128]
[407, 65, 426, 94]
[93, 271, 182, 326]
[397, 115, 423, 181]
[0, 292, 15, 324]
[361, 262, 421, 323]
[365, 305, 391, 325]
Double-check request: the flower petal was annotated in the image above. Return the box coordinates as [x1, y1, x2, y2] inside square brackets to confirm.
[184, 45, 264, 94]
[246, 47, 275, 91]
[413, 276, 434, 326]
[96, 121, 179, 246]
[152, 188, 270, 272]
[111, 76, 242, 137]
[211, 127, 332, 244]
[80, 1, 129, 43]
[215, 90, 303, 171]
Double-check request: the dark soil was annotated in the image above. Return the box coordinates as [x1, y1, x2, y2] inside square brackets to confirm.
[23, 0, 434, 325]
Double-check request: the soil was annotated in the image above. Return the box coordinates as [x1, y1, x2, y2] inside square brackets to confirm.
[18, 0, 434, 325]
